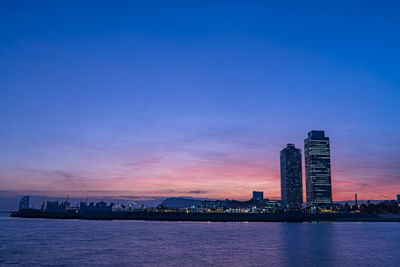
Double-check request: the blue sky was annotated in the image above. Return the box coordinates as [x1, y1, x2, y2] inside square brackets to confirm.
[1, 1, 400, 202]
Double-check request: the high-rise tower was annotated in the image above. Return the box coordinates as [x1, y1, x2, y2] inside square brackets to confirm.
[304, 130, 332, 206]
[280, 144, 303, 211]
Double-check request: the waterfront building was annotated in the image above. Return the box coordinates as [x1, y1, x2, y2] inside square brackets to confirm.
[19, 196, 30, 210]
[280, 144, 303, 211]
[304, 130, 333, 206]
[252, 191, 264, 202]
[79, 201, 113, 213]
[46, 201, 69, 213]
[200, 200, 228, 210]
[397, 195, 400, 207]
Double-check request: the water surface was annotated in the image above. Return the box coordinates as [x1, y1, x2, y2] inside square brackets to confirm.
[1, 213, 399, 266]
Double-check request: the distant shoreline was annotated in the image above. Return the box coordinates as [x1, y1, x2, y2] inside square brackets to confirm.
[10, 210, 400, 223]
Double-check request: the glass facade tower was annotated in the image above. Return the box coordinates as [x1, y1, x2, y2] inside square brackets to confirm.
[304, 130, 332, 206]
[280, 144, 303, 211]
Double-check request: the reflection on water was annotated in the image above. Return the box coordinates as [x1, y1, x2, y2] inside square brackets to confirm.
[0, 213, 399, 266]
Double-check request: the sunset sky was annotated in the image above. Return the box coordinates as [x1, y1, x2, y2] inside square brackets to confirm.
[1, 1, 400, 203]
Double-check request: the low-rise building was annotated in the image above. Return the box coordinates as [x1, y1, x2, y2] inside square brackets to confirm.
[46, 201, 69, 213]
[19, 196, 30, 210]
[79, 201, 113, 213]
[252, 191, 264, 203]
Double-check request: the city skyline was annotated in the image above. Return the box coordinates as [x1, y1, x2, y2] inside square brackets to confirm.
[1, 1, 400, 203]
[2, 3, 400, 267]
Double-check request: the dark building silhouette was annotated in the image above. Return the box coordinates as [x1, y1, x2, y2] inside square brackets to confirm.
[19, 196, 30, 210]
[280, 144, 303, 211]
[79, 201, 113, 213]
[304, 130, 332, 206]
[252, 191, 264, 202]
[46, 201, 70, 213]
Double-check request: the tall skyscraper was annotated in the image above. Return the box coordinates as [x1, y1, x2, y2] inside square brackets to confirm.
[304, 130, 333, 206]
[280, 144, 303, 211]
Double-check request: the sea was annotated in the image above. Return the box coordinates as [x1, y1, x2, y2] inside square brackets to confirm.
[1, 213, 399, 266]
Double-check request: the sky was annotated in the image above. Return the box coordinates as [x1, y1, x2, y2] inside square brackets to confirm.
[1, 1, 400, 204]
